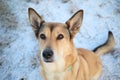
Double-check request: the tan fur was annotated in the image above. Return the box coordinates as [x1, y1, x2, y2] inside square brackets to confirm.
[28, 8, 115, 80]
[94, 31, 115, 56]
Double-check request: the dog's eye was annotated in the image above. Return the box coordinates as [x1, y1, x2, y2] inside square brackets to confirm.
[40, 34, 46, 40]
[57, 34, 64, 40]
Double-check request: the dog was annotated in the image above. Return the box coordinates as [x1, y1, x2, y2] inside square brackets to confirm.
[28, 8, 115, 80]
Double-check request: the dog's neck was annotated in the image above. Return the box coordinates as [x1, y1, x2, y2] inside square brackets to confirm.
[41, 55, 80, 80]
[45, 64, 72, 74]
[44, 65, 72, 79]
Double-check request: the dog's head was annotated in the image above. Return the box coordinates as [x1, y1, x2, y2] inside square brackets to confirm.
[28, 8, 83, 71]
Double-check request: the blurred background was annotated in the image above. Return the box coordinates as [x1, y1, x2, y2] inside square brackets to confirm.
[0, 0, 120, 80]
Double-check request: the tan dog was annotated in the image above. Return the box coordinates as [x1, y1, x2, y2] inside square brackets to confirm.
[28, 8, 115, 80]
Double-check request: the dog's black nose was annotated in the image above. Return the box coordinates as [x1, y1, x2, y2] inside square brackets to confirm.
[42, 49, 53, 60]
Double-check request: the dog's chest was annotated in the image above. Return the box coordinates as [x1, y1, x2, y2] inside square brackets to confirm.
[46, 73, 65, 80]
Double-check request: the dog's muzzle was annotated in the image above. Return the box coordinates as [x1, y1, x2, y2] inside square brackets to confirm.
[42, 48, 54, 63]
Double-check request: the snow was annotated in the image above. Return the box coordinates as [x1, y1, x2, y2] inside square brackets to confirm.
[0, 0, 120, 80]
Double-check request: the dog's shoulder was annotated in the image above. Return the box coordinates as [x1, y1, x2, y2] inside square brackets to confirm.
[77, 48, 102, 78]
[77, 48, 101, 63]
[77, 48, 97, 57]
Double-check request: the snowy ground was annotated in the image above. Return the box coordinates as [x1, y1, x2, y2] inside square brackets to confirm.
[0, 0, 120, 80]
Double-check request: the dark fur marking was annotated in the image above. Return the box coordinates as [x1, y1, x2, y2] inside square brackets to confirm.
[65, 23, 72, 39]
[93, 39, 108, 52]
[50, 25, 55, 32]
[93, 31, 112, 52]
[35, 21, 45, 38]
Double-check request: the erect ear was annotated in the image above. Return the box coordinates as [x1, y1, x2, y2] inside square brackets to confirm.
[28, 8, 45, 37]
[66, 10, 83, 38]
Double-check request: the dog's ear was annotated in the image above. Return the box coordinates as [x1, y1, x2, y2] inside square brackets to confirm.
[66, 10, 83, 38]
[28, 8, 45, 37]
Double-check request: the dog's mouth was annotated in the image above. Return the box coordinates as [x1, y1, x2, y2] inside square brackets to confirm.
[43, 58, 54, 63]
